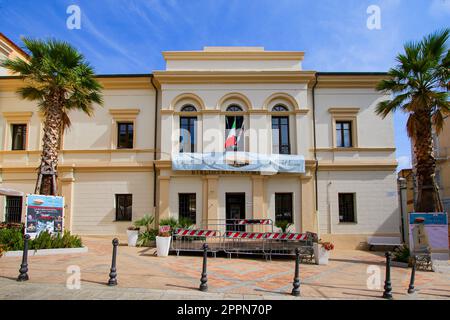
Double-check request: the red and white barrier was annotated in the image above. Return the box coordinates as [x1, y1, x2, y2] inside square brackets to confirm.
[236, 219, 272, 225]
[264, 233, 308, 241]
[174, 229, 217, 237]
[225, 231, 265, 239]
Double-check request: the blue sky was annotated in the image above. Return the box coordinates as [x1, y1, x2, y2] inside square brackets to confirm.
[1, 0, 449, 170]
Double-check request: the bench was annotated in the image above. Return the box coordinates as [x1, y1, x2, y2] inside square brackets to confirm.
[367, 236, 402, 251]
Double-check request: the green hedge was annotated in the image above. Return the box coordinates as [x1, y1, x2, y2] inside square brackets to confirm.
[0, 225, 83, 254]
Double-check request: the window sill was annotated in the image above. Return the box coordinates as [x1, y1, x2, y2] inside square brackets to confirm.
[338, 222, 357, 224]
[113, 220, 132, 223]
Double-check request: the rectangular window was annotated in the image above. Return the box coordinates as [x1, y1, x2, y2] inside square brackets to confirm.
[11, 124, 27, 150]
[336, 121, 352, 148]
[275, 193, 293, 223]
[115, 194, 132, 221]
[179, 193, 196, 224]
[272, 116, 290, 154]
[338, 193, 356, 223]
[117, 122, 134, 149]
[5, 196, 22, 223]
[225, 116, 244, 151]
[180, 117, 197, 153]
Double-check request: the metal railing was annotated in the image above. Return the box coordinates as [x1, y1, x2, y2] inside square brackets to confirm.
[171, 228, 222, 257]
[170, 219, 316, 261]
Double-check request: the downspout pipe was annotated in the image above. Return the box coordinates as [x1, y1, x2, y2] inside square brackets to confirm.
[312, 73, 319, 211]
[150, 76, 158, 209]
[311, 73, 319, 237]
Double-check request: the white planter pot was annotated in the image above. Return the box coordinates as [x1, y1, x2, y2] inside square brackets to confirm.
[313, 243, 330, 265]
[127, 230, 139, 247]
[156, 236, 171, 257]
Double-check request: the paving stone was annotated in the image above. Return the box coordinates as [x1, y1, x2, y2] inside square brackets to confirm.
[1, 236, 449, 300]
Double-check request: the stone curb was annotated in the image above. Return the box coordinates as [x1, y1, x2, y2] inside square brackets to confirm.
[3, 246, 88, 257]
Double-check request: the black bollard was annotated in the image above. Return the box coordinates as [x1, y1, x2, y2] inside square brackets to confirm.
[291, 247, 301, 297]
[199, 243, 208, 292]
[407, 256, 416, 294]
[17, 234, 30, 282]
[108, 238, 119, 286]
[382, 251, 393, 299]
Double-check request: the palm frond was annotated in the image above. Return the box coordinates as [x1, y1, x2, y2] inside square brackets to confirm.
[375, 93, 409, 118]
[16, 86, 46, 101]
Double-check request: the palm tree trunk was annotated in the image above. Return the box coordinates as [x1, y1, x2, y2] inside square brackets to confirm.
[36, 92, 64, 196]
[413, 110, 443, 212]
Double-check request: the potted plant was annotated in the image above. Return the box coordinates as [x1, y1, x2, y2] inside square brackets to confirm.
[313, 239, 334, 265]
[134, 214, 155, 246]
[391, 244, 411, 268]
[126, 226, 140, 247]
[156, 225, 172, 257]
[275, 220, 293, 234]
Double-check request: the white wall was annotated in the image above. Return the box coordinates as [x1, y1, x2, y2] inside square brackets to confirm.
[314, 88, 395, 149]
[72, 171, 153, 235]
[317, 170, 400, 235]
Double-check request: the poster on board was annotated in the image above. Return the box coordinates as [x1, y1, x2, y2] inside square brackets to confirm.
[408, 212, 449, 260]
[25, 194, 64, 237]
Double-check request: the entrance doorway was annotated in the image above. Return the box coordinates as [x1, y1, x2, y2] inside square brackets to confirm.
[226, 193, 245, 231]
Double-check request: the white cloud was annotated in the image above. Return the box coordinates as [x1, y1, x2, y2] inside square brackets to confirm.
[429, 0, 450, 17]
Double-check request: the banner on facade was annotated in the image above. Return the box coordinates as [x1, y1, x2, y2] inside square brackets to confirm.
[25, 194, 64, 237]
[408, 212, 448, 260]
[172, 152, 305, 173]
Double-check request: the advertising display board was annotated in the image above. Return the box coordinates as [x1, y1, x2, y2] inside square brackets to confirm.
[25, 194, 64, 237]
[408, 212, 449, 260]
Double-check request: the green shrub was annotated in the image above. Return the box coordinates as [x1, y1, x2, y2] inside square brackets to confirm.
[134, 214, 155, 232]
[0, 227, 24, 251]
[178, 217, 194, 229]
[393, 244, 411, 264]
[0, 228, 82, 253]
[137, 228, 158, 247]
[275, 220, 292, 233]
[159, 217, 178, 231]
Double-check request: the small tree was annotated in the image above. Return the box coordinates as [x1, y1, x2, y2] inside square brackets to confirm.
[376, 29, 450, 212]
[1, 38, 103, 195]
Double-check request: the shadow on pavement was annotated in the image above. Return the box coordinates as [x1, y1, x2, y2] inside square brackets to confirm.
[165, 283, 198, 291]
[0, 275, 18, 281]
[254, 288, 291, 297]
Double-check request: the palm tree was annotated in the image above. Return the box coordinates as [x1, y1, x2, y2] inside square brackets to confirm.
[376, 29, 450, 212]
[1, 38, 103, 195]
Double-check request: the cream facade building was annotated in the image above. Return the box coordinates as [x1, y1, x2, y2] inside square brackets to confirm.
[0, 39, 400, 248]
[435, 116, 450, 214]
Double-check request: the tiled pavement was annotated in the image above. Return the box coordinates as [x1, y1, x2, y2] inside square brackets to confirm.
[0, 236, 448, 300]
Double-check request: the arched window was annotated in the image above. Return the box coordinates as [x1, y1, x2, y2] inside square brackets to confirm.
[226, 105, 243, 112]
[179, 105, 197, 153]
[225, 105, 244, 151]
[181, 105, 197, 112]
[272, 105, 290, 154]
[272, 105, 289, 112]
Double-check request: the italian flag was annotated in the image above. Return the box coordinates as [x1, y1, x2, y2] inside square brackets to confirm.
[225, 119, 237, 149]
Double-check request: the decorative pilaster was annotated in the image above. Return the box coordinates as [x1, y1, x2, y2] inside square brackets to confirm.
[206, 175, 219, 227]
[158, 176, 170, 223]
[60, 166, 75, 232]
[252, 175, 266, 232]
[300, 175, 316, 233]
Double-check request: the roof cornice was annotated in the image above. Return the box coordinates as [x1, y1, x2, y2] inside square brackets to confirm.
[153, 70, 316, 84]
[315, 73, 388, 88]
[162, 51, 305, 61]
[0, 75, 154, 91]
